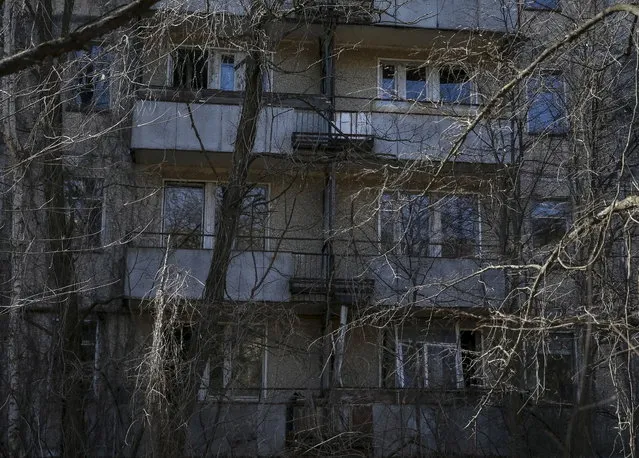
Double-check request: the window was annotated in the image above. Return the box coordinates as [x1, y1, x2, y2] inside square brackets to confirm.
[78, 319, 99, 393]
[163, 183, 205, 249]
[529, 333, 576, 401]
[163, 182, 268, 250]
[72, 45, 110, 109]
[438, 195, 479, 257]
[215, 186, 268, 251]
[460, 330, 482, 387]
[172, 48, 209, 90]
[380, 192, 479, 257]
[64, 178, 104, 247]
[527, 74, 567, 134]
[531, 200, 570, 247]
[378, 61, 473, 104]
[200, 326, 265, 399]
[439, 68, 472, 104]
[169, 48, 245, 91]
[395, 328, 462, 389]
[380, 193, 430, 256]
[525, 0, 559, 10]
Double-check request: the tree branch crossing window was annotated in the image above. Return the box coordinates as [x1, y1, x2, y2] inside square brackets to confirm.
[163, 182, 268, 250]
[380, 192, 479, 257]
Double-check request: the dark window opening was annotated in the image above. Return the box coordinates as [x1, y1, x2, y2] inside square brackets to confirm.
[460, 330, 482, 387]
[531, 201, 569, 247]
[172, 48, 209, 90]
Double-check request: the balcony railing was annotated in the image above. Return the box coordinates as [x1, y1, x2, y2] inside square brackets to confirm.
[124, 234, 505, 306]
[292, 110, 375, 152]
[130, 90, 509, 164]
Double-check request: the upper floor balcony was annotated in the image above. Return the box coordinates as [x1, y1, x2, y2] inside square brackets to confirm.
[124, 234, 505, 307]
[156, 0, 516, 34]
[130, 89, 509, 165]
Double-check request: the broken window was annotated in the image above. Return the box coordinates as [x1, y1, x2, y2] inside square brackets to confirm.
[395, 328, 462, 389]
[379, 61, 472, 103]
[72, 45, 110, 109]
[200, 326, 264, 399]
[405, 65, 428, 101]
[460, 330, 483, 387]
[440, 67, 473, 104]
[64, 178, 104, 247]
[531, 200, 569, 247]
[531, 333, 576, 402]
[171, 48, 209, 90]
[380, 64, 397, 99]
[163, 183, 205, 249]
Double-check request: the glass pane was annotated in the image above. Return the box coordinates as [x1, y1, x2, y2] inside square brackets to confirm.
[237, 187, 268, 251]
[220, 54, 235, 90]
[163, 184, 204, 249]
[399, 342, 421, 388]
[527, 75, 567, 134]
[532, 201, 568, 247]
[402, 194, 430, 256]
[406, 66, 428, 101]
[427, 345, 458, 389]
[440, 195, 477, 257]
[525, 0, 559, 9]
[380, 194, 398, 252]
[440, 68, 471, 104]
[381, 64, 396, 99]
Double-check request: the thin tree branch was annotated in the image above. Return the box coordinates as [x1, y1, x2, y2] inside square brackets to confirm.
[0, 0, 161, 76]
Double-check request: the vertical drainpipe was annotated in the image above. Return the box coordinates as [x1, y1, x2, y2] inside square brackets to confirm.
[320, 5, 347, 392]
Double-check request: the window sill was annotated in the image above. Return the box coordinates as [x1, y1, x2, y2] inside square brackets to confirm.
[373, 98, 479, 116]
[66, 105, 111, 114]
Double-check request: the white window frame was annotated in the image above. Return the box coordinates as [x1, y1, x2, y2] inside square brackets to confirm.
[395, 330, 463, 390]
[161, 180, 270, 250]
[198, 325, 267, 401]
[166, 47, 247, 91]
[378, 191, 480, 258]
[377, 59, 475, 104]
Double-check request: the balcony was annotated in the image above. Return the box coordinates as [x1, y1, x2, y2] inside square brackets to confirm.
[130, 90, 508, 165]
[124, 235, 505, 307]
[155, 0, 515, 34]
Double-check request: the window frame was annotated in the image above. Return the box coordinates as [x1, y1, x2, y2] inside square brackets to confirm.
[378, 191, 480, 258]
[198, 325, 267, 401]
[166, 47, 247, 91]
[394, 325, 465, 390]
[161, 180, 270, 251]
[71, 45, 111, 111]
[530, 199, 570, 248]
[377, 59, 475, 104]
[527, 332, 577, 402]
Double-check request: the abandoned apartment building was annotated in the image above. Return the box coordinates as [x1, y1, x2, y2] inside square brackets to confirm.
[1, 0, 638, 456]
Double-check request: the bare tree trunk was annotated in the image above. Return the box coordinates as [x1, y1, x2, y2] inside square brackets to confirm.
[202, 45, 264, 304]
